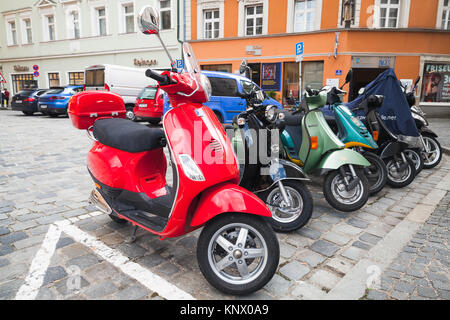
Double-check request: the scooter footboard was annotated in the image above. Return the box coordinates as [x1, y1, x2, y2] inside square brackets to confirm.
[190, 182, 272, 228]
[317, 149, 370, 173]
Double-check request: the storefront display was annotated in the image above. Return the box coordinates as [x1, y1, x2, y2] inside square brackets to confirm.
[421, 62, 450, 103]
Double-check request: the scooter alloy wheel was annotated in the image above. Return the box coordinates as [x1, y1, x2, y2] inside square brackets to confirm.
[404, 148, 424, 175]
[421, 135, 442, 169]
[362, 152, 388, 196]
[197, 213, 279, 295]
[384, 155, 416, 188]
[260, 180, 313, 232]
[323, 167, 369, 212]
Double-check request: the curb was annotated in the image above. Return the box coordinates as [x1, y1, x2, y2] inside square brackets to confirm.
[443, 146, 450, 156]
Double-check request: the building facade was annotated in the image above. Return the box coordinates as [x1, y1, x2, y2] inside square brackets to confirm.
[0, 0, 188, 97]
[188, 0, 450, 115]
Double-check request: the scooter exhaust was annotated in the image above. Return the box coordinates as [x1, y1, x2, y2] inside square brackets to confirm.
[89, 188, 112, 214]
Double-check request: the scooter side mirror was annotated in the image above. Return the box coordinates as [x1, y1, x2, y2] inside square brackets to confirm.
[414, 76, 421, 88]
[137, 6, 160, 35]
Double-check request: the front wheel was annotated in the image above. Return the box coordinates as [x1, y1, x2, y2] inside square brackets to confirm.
[362, 152, 388, 196]
[404, 148, 424, 175]
[125, 108, 136, 121]
[384, 154, 416, 188]
[197, 213, 279, 295]
[323, 166, 369, 212]
[421, 135, 442, 169]
[259, 180, 313, 232]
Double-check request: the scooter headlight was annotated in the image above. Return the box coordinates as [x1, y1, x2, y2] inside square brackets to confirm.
[178, 154, 205, 181]
[265, 105, 277, 122]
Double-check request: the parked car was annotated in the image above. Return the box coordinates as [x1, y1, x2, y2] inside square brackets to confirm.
[11, 89, 49, 116]
[133, 85, 165, 125]
[84, 64, 158, 121]
[163, 71, 283, 123]
[38, 85, 84, 117]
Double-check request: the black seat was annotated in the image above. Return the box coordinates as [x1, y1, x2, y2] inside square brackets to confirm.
[93, 118, 166, 153]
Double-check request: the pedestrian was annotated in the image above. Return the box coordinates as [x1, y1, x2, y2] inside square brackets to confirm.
[3, 88, 10, 109]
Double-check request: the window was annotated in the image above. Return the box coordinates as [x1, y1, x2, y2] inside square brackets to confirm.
[23, 19, 33, 44]
[46, 15, 55, 41]
[9, 21, 17, 45]
[201, 64, 232, 73]
[97, 7, 107, 36]
[160, 0, 171, 30]
[442, 0, 450, 30]
[68, 72, 84, 85]
[71, 11, 80, 38]
[123, 3, 135, 33]
[204, 9, 220, 39]
[207, 77, 239, 97]
[48, 73, 60, 88]
[340, 0, 356, 27]
[138, 87, 158, 99]
[245, 5, 264, 36]
[379, 0, 400, 28]
[294, 0, 316, 32]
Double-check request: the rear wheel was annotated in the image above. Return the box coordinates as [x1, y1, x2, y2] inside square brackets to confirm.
[362, 152, 388, 196]
[421, 134, 442, 169]
[384, 154, 416, 188]
[404, 148, 424, 175]
[323, 167, 369, 212]
[197, 213, 279, 295]
[259, 180, 313, 232]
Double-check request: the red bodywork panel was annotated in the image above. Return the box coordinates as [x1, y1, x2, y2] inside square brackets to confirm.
[68, 91, 126, 129]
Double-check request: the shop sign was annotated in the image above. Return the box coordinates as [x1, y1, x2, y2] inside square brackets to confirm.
[421, 62, 450, 103]
[246, 45, 262, 56]
[351, 56, 395, 69]
[261, 63, 282, 91]
[134, 59, 157, 67]
[14, 65, 29, 72]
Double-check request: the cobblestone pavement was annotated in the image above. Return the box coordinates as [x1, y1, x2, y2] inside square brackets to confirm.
[366, 193, 449, 300]
[0, 110, 449, 300]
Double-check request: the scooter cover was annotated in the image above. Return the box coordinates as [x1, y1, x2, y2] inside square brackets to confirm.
[322, 69, 420, 139]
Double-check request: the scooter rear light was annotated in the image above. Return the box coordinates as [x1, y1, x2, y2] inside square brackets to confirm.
[373, 131, 379, 141]
[311, 136, 318, 150]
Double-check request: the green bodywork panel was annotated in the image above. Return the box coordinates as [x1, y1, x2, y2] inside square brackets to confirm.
[317, 148, 370, 171]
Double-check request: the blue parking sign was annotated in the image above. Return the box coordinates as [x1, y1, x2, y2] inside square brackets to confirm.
[176, 59, 183, 69]
[296, 42, 304, 56]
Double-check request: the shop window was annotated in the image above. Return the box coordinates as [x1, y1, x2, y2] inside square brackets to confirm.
[282, 61, 323, 104]
[160, 0, 172, 30]
[69, 72, 84, 85]
[48, 73, 60, 88]
[421, 63, 450, 103]
[245, 5, 264, 36]
[201, 64, 232, 73]
[294, 0, 317, 32]
[204, 9, 220, 39]
[206, 77, 239, 97]
[11, 74, 38, 94]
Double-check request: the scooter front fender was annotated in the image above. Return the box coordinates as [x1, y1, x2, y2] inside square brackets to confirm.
[190, 182, 272, 228]
[317, 149, 370, 173]
[420, 127, 438, 138]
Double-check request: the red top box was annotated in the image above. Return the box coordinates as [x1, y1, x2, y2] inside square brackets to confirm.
[68, 91, 126, 130]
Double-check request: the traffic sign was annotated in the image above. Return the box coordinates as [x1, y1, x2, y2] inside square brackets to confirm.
[33, 65, 39, 71]
[0, 72, 6, 83]
[34, 71, 40, 77]
[176, 59, 184, 69]
[296, 42, 304, 62]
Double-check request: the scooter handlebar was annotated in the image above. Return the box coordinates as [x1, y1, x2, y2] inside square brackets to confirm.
[145, 69, 172, 86]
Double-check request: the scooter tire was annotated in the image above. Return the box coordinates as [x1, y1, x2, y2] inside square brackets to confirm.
[405, 148, 424, 175]
[197, 213, 279, 295]
[323, 168, 369, 212]
[422, 134, 442, 169]
[384, 155, 416, 188]
[259, 180, 313, 233]
[362, 152, 388, 196]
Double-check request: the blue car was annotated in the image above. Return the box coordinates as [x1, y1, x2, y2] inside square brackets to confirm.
[163, 71, 282, 123]
[38, 85, 84, 117]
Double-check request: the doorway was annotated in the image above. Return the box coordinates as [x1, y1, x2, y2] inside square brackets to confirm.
[349, 68, 387, 101]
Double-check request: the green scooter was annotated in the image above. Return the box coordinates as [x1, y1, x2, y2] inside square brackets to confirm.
[279, 89, 371, 212]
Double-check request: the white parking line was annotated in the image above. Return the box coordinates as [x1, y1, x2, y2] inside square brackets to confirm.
[15, 219, 195, 300]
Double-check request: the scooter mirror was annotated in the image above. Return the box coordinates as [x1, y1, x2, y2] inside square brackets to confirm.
[345, 69, 353, 84]
[239, 59, 248, 74]
[414, 76, 421, 88]
[137, 6, 160, 35]
[256, 90, 265, 101]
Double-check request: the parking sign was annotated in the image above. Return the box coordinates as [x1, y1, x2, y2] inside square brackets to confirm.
[296, 42, 304, 62]
[176, 59, 183, 69]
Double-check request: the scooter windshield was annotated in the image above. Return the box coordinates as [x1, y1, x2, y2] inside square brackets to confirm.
[182, 43, 212, 100]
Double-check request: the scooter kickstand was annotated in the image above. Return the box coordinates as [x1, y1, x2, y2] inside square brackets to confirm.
[125, 225, 139, 244]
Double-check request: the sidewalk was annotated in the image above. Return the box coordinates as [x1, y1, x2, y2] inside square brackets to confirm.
[428, 118, 450, 153]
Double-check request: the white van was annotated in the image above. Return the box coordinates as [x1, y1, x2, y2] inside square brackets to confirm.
[84, 64, 157, 120]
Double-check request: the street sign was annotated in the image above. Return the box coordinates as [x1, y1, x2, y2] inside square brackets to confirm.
[295, 42, 304, 63]
[176, 59, 183, 69]
[336, 70, 343, 76]
[33, 65, 39, 71]
[0, 72, 6, 83]
[34, 71, 40, 77]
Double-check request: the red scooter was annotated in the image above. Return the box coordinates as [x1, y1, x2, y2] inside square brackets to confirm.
[67, 6, 279, 295]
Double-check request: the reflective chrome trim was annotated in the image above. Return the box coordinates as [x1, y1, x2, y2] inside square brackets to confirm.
[89, 189, 112, 214]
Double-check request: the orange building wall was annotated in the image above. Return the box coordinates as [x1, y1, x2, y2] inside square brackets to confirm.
[359, 0, 375, 28]
[191, 0, 197, 40]
[224, 0, 239, 38]
[320, 0, 340, 30]
[409, 0, 439, 28]
[268, 0, 288, 34]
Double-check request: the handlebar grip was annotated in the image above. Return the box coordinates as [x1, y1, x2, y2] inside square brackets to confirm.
[145, 69, 171, 86]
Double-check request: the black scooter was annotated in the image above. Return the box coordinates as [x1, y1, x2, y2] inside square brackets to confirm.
[354, 94, 417, 188]
[229, 90, 313, 232]
[403, 77, 442, 169]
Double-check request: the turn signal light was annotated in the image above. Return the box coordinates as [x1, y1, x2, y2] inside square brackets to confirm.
[311, 136, 319, 150]
[373, 131, 379, 141]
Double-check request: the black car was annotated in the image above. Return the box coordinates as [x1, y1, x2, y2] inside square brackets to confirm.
[11, 89, 49, 116]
